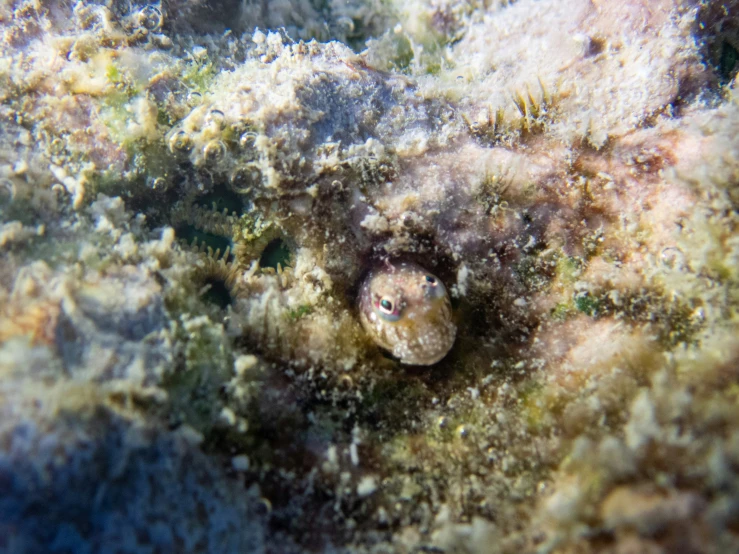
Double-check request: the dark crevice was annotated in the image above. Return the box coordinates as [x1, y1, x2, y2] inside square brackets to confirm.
[695, 1, 739, 89]
[200, 277, 232, 309]
[259, 238, 292, 270]
[174, 224, 234, 261]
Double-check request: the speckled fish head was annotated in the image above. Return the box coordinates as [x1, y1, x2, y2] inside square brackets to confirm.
[358, 261, 456, 365]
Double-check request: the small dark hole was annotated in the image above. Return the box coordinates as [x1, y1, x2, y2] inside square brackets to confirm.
[201, 278, 232, 309]
[720, 41, 739, 82]
[379, 349, 401, 363]
[174, 224, 234, 263]
[259, 238, 292, 270]
[194, 185, 245, 214]
[584, 36, 606, 57]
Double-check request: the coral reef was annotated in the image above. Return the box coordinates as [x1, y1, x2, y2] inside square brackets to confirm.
[1, 0, 739, 552]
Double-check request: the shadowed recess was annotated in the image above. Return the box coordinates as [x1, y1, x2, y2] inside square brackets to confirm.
[201, 277, 232, 309]
[174, 224, 234, 262]
[259, 238, 292, 270]
[193, 186, 246, 214]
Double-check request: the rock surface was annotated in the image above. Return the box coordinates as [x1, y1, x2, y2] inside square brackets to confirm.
[1, 0, 739, 552]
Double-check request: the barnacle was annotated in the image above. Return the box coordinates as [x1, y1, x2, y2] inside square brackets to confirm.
[463, 77, 560, 142]
[189, 246, 246, 308]
[462, 104, 506, 143]
[358, 260, 456, 365]
[167, 183, 295, 306]
[510, 78, 554, 134]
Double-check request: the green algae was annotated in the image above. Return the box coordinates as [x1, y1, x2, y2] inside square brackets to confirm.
[287, 304, 313, 320]
[574, 293, 602, 317]
[181, 57, 218, 93]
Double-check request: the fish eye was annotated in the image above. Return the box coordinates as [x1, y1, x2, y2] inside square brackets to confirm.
[425, 275, 437, 285]
[379, 298, 394, 314]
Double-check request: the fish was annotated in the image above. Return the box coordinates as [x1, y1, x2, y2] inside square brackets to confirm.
[358, 260, 456, 365]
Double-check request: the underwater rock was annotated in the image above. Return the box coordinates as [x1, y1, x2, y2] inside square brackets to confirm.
[0, 399, 267, 553]
[1, 0, 739, 552]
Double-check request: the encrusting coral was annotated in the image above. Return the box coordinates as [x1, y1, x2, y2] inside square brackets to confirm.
[1, 0, 739, 552]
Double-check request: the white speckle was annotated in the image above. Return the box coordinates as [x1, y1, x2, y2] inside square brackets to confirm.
[327, 445, 338, 464]
[252, 30, 266, 44]
[513, 297, 527, 307]
[234, 354, 258, 376]
[350, 443, 360, 466]
[114, 232, 138, 260]
[322, 445, 340, 474]
[219, 407, 237, 426]
[625, 389, 660, 451]
[357, 475, 378, 497]
[175, 425, 203, 446]
[360, 212, 390, 232]
[231, 455, 250, 471]
[288, 195, 313, 214]
[50, 164, 86, 209]
[456, 264, 470, 297]
[191, 45, 208, 61]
